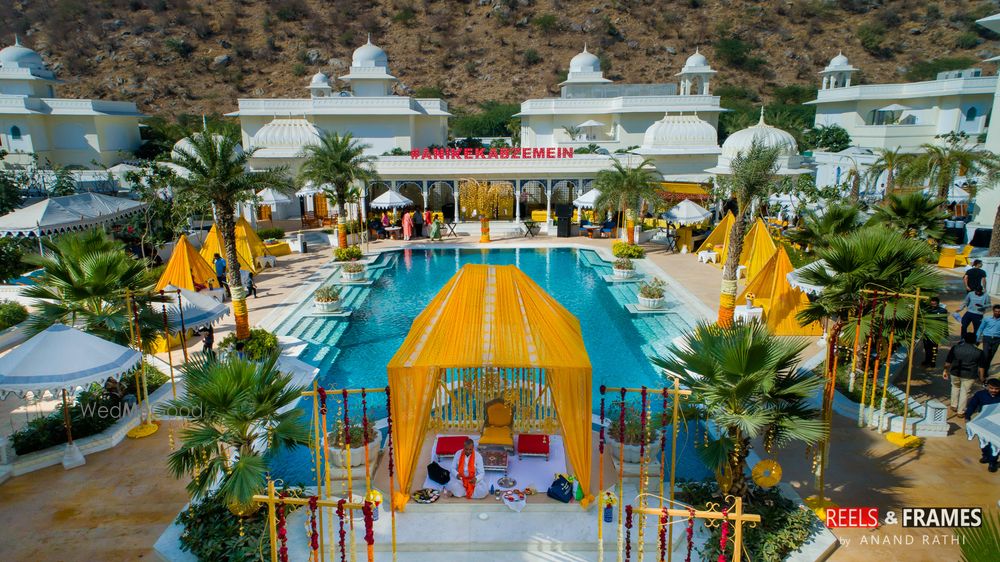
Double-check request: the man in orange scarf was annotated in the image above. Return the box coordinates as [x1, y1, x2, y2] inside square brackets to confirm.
[446, 439, 487, 499]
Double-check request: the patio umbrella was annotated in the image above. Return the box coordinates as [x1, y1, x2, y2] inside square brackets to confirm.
[162, 285, 229, 332]
[966, 402, 1000, 459]
[786, 260, 833, 296]
[257, 188, 293, 205]
[296, 181, 328, 197]
[370, 190, 413, 210]
[664, 199, 711, 225]
[0, 324, 141, 469]
[572, 188, 601, 208]
[877, 103, 910, 112]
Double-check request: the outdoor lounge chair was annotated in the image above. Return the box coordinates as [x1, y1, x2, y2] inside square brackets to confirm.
[954, 245, 973, 267]
[938, 247, 958, 269]
[479, 398, 514, 450]
[599, 221, 616, 238]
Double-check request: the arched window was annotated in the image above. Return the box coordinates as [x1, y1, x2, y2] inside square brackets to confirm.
[966, 107, 978, 122]
[10, 126, 22, 140]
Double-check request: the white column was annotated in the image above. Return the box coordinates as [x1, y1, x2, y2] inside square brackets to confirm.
[544, 182, 552, 234]
[421, 180, 428, 210]
[515, 181, 522, 222]
[453, 188, 460, 223]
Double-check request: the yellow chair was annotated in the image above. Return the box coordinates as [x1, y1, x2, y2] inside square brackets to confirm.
[954, 245, 973, 267]
[937, 247, 958, 269]
[479, 398, 514, 450]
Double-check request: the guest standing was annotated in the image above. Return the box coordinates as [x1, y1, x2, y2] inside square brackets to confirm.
[965, 260, 987, 293]
[402, 210, 414, 241]
[964, 378, 1000, 473]
[977, 304, 1000, 371]
[212, 253, 228, 297]
[423, 209, 432, 232]
[943, 333, 986, 415]
[413, 208, 424, 237]
[202, 325, 215, 357]
[957, 287, 991, 335]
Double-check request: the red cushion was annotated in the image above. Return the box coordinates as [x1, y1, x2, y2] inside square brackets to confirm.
[435, 435, 469, 456]
[516, 434, 550, 455]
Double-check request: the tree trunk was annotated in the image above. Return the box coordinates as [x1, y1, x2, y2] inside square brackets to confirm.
[849, 176, 859, 203]
[724, 436, 752, 499]
[335, 193, 348, 249]
[885, 169, 894, 195]
[990, 203, 1000, 257]
[717, 213, 747, 327]
[217, 202, 250, 340]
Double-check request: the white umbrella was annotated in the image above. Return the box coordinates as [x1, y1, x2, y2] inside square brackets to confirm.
[257, 188, 293, 205]
[572, 188, 601, 208]
[161, 285, 229, 332]
[296, 181, 327, 197]
[786, 260, 834, 295]
[664, 199, 711, 225]
[877, 103, 910, 112]
[370, 190, 413, 210]
[967, 403, 1000, 459]
[578, 119, 606, 128]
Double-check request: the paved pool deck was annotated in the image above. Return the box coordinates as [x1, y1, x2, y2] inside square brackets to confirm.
[0, 230, 993, 561]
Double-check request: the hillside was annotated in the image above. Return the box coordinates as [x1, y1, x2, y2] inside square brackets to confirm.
[3, 0, 999, 119]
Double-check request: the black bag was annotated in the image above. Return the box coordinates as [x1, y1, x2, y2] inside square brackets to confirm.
[547, 475, 574, 503]
[428, 461, 450, 485]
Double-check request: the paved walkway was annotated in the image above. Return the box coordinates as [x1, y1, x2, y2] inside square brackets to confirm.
[0, 230, 994, 561]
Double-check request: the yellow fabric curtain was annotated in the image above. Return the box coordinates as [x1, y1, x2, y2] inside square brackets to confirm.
[737, 247, 822, 336]
[155, 234, 219, 292]
[198, 218, 269, 274]
[387, 265, 593, 510]
[739, 218, 778, 283]
[695, 212, 733, 255]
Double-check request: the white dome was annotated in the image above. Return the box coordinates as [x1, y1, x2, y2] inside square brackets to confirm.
[352, 37, 388, 68]
[250, 118, 321, 149]
[684, 49, 709, 68]
[720, 111, 798, 160]
[309, 72, 329, 86]
[171, 134, 244, 162]
[569, 46, 601, 73]
[642, 114, 718, 149]
[829, 52, 849, 67]
[0, 39, 46, 70]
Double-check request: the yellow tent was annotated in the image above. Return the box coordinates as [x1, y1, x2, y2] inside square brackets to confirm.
[198, 217, 269, 274]
[695, 212, 734, 258]
[155, 234, 219, 292]
[737, 247, 822, 336]
[386, 264, 593, 510]
[739, 218, 778, 282]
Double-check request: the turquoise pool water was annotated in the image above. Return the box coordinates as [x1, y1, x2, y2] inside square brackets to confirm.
[268, 247, 711, 485]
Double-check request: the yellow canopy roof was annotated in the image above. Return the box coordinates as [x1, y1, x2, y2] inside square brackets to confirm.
[198, 217, 269, 274]
[387, 264, 593, 510]
[738, 247, 822, 336]
[659, 182, 709, 200]
[695, 211, 733, 258]
[739, 218, 778, 282]
[155, 234, 219, 292]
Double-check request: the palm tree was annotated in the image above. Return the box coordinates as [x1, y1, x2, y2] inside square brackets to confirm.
[898, 134, 1000, 202]
[840, 156, 866, 203]
[299, 132, 379, 249]
[651, 322, 825, 499]
[158, 353, 309, 511]
[870, 191, 948, 240]
[784, 202, 861, 252]
[23, 229, 163, 350]
[716, 140, 781, 327]
[593, 158, 662, 245]
[866, 147, 909, 195]
[169, 128, 290, 340]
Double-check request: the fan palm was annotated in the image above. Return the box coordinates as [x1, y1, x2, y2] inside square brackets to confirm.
[716, 140, 781, 327]
[299, 132, 379, 249]
[592, 158, 662, 245]
[23, 229, 163, 350]
[157, 353, 309, 509]
[866, 147, 909, 195]
[840, 157, 866, 203]
[956, 509, 1000, 562]
[169, 128, 290, 339]
[869, 191, 947, 240]
[897, 136, 1000, 202]
[651, 322, 825, 499]
[784, 202, 861, 252]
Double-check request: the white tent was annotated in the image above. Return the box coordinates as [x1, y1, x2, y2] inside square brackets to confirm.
[664, 199, 711, 225]
[572, 188, 601, 208]
[296, 181, 329, 197]
[257, 188, 293, 205]
[161, 285, 229, 332]
[370, 190, 413, 209]
[786, 260, 834, 296]
[0, 193, 146, 238]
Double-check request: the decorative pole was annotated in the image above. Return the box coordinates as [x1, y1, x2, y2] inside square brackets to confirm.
[385, 385, 398, 562]
[885, 288, 925, 448]
[159, 291, 176, 398]
[617, 387, 626, 562]
[175, 288, 189, 362]
[637, 387, 649, 562]
[598, 385, 607, 562]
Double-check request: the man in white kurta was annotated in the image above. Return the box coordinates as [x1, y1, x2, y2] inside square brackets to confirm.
[445, 439, 489, 499]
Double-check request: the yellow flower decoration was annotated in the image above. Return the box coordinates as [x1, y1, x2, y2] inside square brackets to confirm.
[752, 459, 782, 488]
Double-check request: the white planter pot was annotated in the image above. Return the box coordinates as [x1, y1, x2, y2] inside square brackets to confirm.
[636, 229, 655, 244]
[638, 296, 664, 310]
[342, 268, 366, 281]
[314, 300, 341, 313]
[327, 435, 382, 468]
[324, 233, 338, 246]
[607, 435, 658, 464]
[612, 267, 635, 279]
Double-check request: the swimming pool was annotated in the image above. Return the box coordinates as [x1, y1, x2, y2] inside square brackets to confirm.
[268, 247, 711, 484]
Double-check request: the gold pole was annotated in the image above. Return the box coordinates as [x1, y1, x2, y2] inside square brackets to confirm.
[159, 294, 176, 398]
[667, 378, 681, 562]
[267, 479, 278, 562]
[876, 331, 896, 430]
[887, 288, 924, 447]
[311, 382, 325, 561]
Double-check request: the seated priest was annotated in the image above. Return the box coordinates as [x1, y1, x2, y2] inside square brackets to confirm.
[445, 439, 488, 499]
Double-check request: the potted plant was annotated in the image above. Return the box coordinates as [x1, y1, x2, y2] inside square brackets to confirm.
[612, 257, 635, 279]
[313, 285, 341, 313]
[341, 260, 366, 281]
[638, 278, 666, 309]
[327, 423, 381, 468]
[606, 400, 658, 464]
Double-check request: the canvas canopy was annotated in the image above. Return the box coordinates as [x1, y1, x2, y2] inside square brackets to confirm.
[257, 188, 293, 205]
[739, 218, 778, 282]
[695, 212, 734, 257]
[386, 264, 593, 510]
[572, 188, 601, 208]
[155, 234, 219, 292]
[737, 247, 822, 336]
[664, 199, 711, 225]
[199, 217, 269, 274]
[370, 190, 413, 209]
[162, 285, 229, 331]
[0, 193, 145, 237]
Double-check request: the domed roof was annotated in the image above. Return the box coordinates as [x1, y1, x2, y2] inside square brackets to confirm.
[684, 48, 709, 68]
[309, 72, 330, 86]
[171, 134, 244, 163]
[829, 52, 849, 67]
[720, 109, 798, 160]
[0, 38, 46, 70]
[642, 114, 718, 149]
[250, 118, 321, 149]
[352, 35, 388, 68]
[569, 45, 601, 73]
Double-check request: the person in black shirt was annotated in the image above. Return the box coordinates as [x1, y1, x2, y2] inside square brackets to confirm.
[965, 378, 1000, 472]
[964, 260, 987, 293]
[943, 332, 986, 415]
[921, 296, 947, 367]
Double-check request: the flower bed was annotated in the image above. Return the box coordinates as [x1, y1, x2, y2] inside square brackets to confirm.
[218, 328, 279, 362]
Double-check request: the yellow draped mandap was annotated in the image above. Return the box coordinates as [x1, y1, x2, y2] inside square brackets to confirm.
[387, 264, 594, 510]
[155, 234, 219, 292]
[199, 217, 270, 274]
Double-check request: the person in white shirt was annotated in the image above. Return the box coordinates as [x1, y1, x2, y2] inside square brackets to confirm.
[957, 287, 991, 335]
[446, 439, 488, 499]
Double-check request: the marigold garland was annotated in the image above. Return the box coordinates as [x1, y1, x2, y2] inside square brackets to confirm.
[658, 508, 667, 562]
[337, 498, 347, 562]
[308, 496, 319, 554]
[363, 501, 375, 545]
[718, 507, 729, 562]
[317, 386, 328, 416]
[685, 508, 695, 562]
[598, 385, 606, 454]
[276, 492, 288, 562]
[624, 505, 633, 562]
[384, 386, 395, 477]
[342, 389, 351, 447]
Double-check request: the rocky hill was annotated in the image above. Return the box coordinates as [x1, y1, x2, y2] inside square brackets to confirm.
[3, 0, 999, 118]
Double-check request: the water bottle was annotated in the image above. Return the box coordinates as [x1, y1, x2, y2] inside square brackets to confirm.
[604, 504, 614, 523]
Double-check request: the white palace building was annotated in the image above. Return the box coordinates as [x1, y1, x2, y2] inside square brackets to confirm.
[231, 39, 731, 226]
